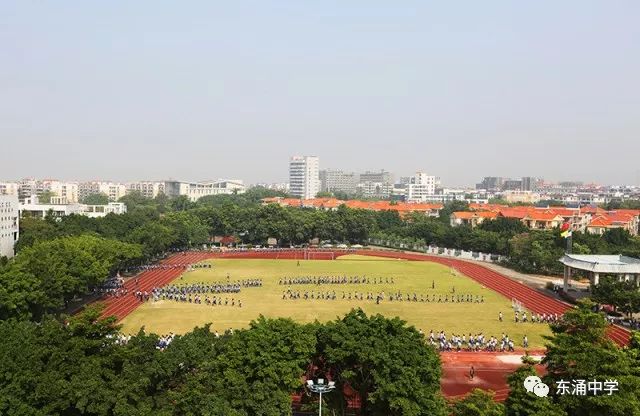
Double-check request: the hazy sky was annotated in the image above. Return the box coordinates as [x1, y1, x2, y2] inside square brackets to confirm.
[1, 1, 639, 186]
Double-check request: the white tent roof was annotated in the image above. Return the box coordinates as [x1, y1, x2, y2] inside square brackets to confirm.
[559, 254, 640, 274]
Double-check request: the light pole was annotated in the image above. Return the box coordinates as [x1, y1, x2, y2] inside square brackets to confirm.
[306, 378, 336, 416]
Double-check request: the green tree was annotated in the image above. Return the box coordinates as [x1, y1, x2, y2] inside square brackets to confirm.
[451, 389, 505, 416]
[591, 277, 640, 318]
[16, 216, 59, 252]
[38, 190, 56, 203]
[161, 211, 210, 248]
[170, 317, 316, 416]
[126, 222, 176, 259]
[315, 309, 446, 416]
[81, 193, 110, 205]
[603, 228, 632, 247]
[478, 217, 528, 235]
[541, 301, 640, 416]
[169, 195, 194, 211]
[504, 365, 566, 416]
[0, 235, 142, 320]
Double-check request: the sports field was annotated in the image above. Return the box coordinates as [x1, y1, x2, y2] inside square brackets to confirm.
[120, 255, 551, 347]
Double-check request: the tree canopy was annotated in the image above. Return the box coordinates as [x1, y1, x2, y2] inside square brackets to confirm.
[82, 193, 110, 205]
[0, 235, 141, 320]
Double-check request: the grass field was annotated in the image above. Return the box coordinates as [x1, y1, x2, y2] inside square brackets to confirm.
[120, 255, 551, 347]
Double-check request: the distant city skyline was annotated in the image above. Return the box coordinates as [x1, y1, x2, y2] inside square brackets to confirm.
[1, 2, 639, 186]
[2, 171, 640, 189]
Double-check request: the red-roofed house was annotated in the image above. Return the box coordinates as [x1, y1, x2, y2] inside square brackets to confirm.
[546, 207, 591, 232]
[587, 212, 639, 236]
[522, 211, 565, 230]
[496, 208, 532, 220]
[450, 211, 499, 228]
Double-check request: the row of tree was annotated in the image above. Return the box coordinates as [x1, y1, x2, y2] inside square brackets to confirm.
[1, 304, 638, 415]
[0, 235, 141, 320]
[0, 308, 445, 416]
[13, 192, 640, 279]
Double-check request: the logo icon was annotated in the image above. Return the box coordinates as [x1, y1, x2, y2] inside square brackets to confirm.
[524, 375, 549, 397]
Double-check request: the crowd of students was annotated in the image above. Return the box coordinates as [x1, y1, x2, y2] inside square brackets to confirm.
[160, 294, 243, 307]
[96, 276, 126, 297]
[152, 282, 243, 301]
[111, 333, 176, 351]
[499, 310, 560, 324]
[279, 275, 395, 286]
[280, 289, 485, 304]
[424, 330, 527, 352]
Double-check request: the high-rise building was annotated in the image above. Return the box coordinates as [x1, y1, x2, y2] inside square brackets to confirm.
[476, 177, 505, 191]
[319, 170, 359, 194]
[357, 170, 394, 198]
[357, 181, 394, 199]
[0, 195, 19, 258]
[18, 178, 37, 201]
[289, 156, 320, 199]
[359, 170, 393, 184]
[502, 179, 523, 191]
[405, 172, 439, 202]
[521, 177, 543, 191]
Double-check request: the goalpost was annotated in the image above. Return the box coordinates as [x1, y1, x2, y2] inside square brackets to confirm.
[304, 250, 335, 260]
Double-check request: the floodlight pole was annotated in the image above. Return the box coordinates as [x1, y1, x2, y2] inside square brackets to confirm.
[306, 378, 336, 416]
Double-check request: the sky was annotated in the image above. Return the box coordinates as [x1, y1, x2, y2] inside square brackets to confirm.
[1, 1, 639, 187]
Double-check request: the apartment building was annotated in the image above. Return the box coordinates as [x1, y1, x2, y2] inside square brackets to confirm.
[289, 156, 320, 199]
[319, 170, 359, 194]
[0, 182, 19, 196]
[405, 172, 439, 202]
[0, 195, 19, 258]
[126, 181, 166, 199]
[78, 181, 127, 202]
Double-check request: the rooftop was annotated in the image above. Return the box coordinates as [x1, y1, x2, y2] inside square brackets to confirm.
[559, 254, 640, 273]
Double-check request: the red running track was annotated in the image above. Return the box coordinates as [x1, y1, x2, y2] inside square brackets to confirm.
[98, 252, 217, 320]
[94, 249, 631, 347]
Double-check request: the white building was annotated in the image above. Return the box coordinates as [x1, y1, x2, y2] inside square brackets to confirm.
[320, 170, 359, 194]
[405, 172, 439, 202]
[40, 180, 79, 203]
[164, 179, 246, 202]
[357, 181, 394, 199]
[18, 178, 38, 201]
[83, 203, 128, 218]
[0, 195, 19, 258]
[19, 196, 126, 219]
[126, 181, 166, 199]
[0, 182, 19, 196]
[12, 178, 79, 202]
[289, 156, 320, 199]
[78, 181, 127, 202]
[358, 170, 394, 198]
